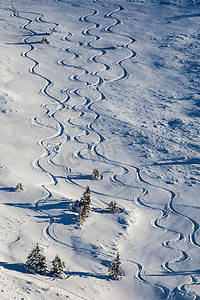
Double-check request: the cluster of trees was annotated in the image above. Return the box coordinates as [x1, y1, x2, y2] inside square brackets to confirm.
[25, 168, 124, 281]
[26, 244, 122, 280]
[70, 186, 91, 224]
[26, 243, 66, 279]
[71, 186, 122, 224]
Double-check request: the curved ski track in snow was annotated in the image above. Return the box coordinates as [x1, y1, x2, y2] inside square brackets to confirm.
[102, 5, 136, 83]
[9, 2, 200, 299]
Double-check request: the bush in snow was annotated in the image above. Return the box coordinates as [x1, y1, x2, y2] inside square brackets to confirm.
[108, 201, 121, 214]
[51, 255, 66, 279]
[15, 183, 23, 192]
[26, 243, 47, 275]
[41, 37, 48, 44]
[108, 253, 122, 280]
[92, 168, 100, 180]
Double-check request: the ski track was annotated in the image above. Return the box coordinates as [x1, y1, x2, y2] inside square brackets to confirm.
[8, 2, 200, 299]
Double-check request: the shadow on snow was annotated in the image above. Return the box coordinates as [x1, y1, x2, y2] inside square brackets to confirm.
[0, 187, 16, 192]
[0, 262, 110, 280]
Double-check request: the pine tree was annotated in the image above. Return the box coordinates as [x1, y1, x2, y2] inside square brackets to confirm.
[51, 255, 66, 279]
[109, 201, 121, 213]
[26, 243, 47, 275]
[15, 182, 23, 192]
[108, 253, 122, 280]
[92, 168, 100, 179]
[78, 186, 91, 223]
[80, 186, 91, 207]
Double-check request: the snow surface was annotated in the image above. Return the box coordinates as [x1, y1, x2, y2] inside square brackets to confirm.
[0, 0, 200, 299]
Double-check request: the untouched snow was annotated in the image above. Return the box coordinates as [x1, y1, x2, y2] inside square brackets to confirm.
[0, 0, 200, 299]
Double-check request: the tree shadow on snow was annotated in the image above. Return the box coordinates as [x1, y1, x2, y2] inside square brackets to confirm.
[153, 157, 200, 167]
[68, 174, 93, 180]
[69, 271, 109, 280]
[36, 211, 77, 226]
[4, 199, 78, 226]
[4, 202, 34, 209]
[37, 200, 70, 211]
[0, 187, 16, 192]
[4, 198, 71, 212]
[0, 262, 28, 274]
[5, 41, 48, 45]
[92, 207, 109, 214]
[148, 269, 200, 277]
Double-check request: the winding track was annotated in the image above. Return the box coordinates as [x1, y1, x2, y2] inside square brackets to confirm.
[8, 2, 200, 299]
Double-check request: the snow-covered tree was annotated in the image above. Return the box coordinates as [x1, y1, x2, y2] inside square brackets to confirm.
[80, 186, 91, 206]
[51, 255, 66, 279]
[108, 253, 122, 280]
[92, 168, 100, 180]
[108, 201, 121, 214]
[78, 186, 91, 223]
[26, 243, 47, 275]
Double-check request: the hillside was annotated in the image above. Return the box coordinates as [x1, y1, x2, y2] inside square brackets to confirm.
[0, 0, 200, 299]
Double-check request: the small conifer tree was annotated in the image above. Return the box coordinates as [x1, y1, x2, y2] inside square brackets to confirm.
[51, 255, 66, 279]
[78, 186, 91, 223]
[109, 201, 121, 213]
[15, 183, 23, 192]
[108, 253, 122, 280]
[26, 243, 47, 275]
[92, 168, 100, 179]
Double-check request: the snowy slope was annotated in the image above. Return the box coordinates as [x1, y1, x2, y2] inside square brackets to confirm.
[0, 0, 200, 299]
